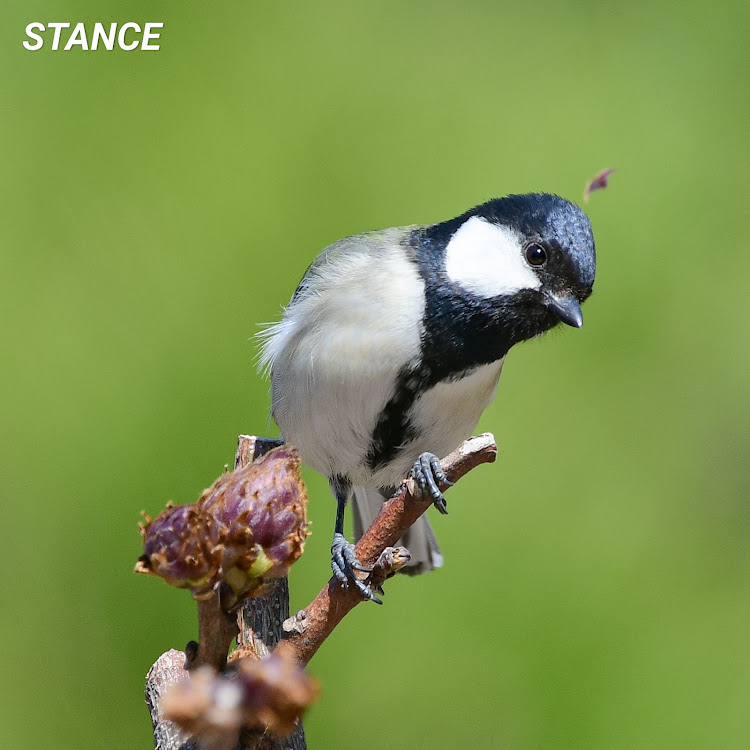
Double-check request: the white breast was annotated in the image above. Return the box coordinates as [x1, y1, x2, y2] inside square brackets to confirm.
[260, 233, 426, 484]
[368, 358, 505, 487]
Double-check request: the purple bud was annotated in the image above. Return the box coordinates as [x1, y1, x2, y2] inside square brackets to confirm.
[136, 446, 309, 605]
[237, 653, 320, 736]
[135, 503, 218, 598]
[162, 654, 319, 739]
[199, 446, 309, 599]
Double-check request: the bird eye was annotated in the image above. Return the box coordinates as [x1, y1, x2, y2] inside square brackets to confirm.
[525, 242, 547, 267]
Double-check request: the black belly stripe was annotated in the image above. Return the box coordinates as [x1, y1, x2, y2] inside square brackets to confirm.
[366, 366, 422, 471]
[366, 361, 484, 472]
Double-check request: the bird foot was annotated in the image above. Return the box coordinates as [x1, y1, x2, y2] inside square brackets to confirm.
[410, 452, 453, 514]
[331, 533, 382, 604]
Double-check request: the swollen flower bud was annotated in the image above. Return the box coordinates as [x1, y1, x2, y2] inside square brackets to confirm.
[161, 665, 243, 740]
[135, 503, 219, 599]
[162, 653, 319, 740]
[135, 446, 308, 606]
[199, 446, 308, 601]
[237, 653, 320, 736]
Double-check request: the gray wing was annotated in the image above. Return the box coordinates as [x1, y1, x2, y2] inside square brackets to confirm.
[290, 225, 419, 305]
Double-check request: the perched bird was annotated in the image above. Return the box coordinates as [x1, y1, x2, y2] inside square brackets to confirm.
[259, 193, 596, 603]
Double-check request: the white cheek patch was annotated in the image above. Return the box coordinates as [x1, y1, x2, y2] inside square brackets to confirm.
[444, 215, 541, 298]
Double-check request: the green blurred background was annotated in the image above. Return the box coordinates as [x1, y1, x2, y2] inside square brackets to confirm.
[2, 1, 749, 747]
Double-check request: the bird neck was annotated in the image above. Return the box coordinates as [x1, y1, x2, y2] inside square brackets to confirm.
[409, 227, 558, 386]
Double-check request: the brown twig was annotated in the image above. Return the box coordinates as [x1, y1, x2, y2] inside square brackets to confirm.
[275, 432, 498, 666]
[145, 432, 497, 749]
[185, 596, 240, 672]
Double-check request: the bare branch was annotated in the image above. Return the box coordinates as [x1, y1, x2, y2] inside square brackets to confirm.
[144, 432, 497, 749]
[275, 433, 498, 665]
[185, 596, 239, 672]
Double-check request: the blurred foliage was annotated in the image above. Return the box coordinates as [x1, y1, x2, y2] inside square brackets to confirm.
[1, 1, 749, 748]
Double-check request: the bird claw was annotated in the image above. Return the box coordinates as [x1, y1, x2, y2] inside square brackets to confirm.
[411, 452, 452, 514]
[331, 533, 382, 604]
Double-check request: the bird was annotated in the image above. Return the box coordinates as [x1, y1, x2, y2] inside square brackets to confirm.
[259, 193, 596, 603]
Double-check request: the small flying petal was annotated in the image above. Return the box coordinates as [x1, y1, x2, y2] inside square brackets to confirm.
[583, 168, 616, 202]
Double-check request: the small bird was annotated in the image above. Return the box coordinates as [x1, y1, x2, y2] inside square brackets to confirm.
[260, 193, 596, 602]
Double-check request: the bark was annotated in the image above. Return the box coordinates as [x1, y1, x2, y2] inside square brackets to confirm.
[145, 649, 196, 750]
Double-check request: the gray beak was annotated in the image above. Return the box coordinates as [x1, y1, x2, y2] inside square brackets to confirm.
[545, 293, 583, 328]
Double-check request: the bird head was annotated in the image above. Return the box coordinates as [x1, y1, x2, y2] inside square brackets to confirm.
[438, 193, 596, 341]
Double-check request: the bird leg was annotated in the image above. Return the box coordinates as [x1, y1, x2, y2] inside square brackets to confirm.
[410, 452, 453, 515]
[330, 482, 382, 605]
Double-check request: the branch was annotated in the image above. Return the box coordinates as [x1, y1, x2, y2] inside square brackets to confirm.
[185, 597, 239, 672]
[275, 433, 497, 666]
[143, 432, 497, 749]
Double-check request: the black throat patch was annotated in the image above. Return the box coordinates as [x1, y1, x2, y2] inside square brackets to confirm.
[366, 223, 556, 474]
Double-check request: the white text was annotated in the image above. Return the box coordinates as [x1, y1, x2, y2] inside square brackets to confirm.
[23, 22, 163, 51]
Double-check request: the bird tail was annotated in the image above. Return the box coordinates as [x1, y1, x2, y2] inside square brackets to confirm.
[351, 485, 443, 575]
